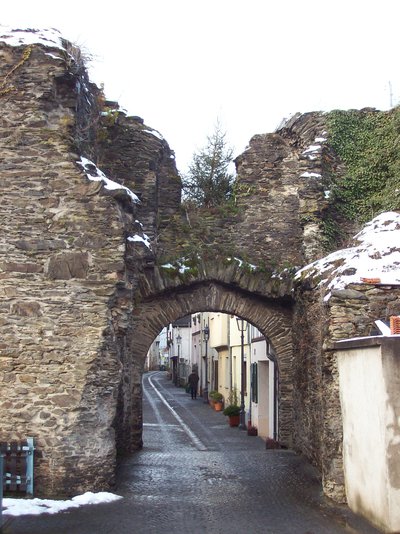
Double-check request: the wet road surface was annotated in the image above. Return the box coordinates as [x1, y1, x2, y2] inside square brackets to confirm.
[2, 371, 381, 534]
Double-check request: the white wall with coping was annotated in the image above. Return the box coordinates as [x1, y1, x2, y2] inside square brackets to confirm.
[336, 336, 400, 533]
[250, 327, 277, 439]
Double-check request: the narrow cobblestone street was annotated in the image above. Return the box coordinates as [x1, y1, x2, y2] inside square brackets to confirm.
[3, 371, 380, 534]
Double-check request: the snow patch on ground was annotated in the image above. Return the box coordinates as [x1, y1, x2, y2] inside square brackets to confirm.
[2, 492, 122, 516]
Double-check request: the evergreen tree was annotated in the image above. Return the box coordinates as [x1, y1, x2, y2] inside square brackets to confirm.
[182, 124, 235, 207]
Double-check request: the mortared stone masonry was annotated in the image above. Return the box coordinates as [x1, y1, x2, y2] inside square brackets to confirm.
[1, 31, 399, 502]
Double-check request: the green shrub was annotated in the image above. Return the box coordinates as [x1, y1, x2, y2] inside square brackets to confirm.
[223, 405, 240, 417]
[209, 391, 223, 402]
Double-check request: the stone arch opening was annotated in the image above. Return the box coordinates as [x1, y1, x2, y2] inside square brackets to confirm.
[113, 280, 294, 460]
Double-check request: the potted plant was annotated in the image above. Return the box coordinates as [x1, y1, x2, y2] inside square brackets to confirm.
[208, 390, 218, 408]
[211, 392, 224, 411]
[223, 404, 240, 427]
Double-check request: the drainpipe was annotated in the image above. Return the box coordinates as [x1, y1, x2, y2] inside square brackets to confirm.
[228, 316, 233, 391]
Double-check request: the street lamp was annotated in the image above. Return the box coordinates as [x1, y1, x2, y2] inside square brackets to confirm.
[203, 324, 210, 403]
[236, 317, 248, 430]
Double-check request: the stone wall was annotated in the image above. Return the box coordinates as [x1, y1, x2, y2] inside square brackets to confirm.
[0, 35, 179, 496]
[0, 39, 119, 495]
[233, 112, 348, 267]
[0, 34, 295, 496]
[155, 111, 349, 273]
[293, 281, 400, 502]
[2, 31, 397, 503]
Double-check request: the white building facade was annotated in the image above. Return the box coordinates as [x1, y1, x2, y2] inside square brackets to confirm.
[148, 312, 278, 440]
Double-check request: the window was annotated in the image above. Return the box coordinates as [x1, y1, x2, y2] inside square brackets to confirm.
[251, 363, 258, 403]
[243, 359, 247, 396]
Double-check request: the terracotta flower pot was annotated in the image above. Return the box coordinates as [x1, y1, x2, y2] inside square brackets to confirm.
[228, 415, 240, 427]
[214, 401, 223, 412]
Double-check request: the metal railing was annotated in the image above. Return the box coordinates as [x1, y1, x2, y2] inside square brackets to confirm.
[0, 454, 3, 529]
[0, 438, 34, 496]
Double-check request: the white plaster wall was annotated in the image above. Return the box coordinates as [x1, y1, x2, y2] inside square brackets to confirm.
[209, 312, 228, 348]
[268, 359, 276, 438]
[338, 343, 400, 532]
[257, 361, 269, 438]
[250, 339, 276, 438]
[180, 328, 191, 364]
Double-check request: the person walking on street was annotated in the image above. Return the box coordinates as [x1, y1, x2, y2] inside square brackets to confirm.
[187, 369, 199, 399]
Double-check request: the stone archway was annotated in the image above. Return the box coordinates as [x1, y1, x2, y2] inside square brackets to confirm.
[114, 280, 294, 457]
[0, 33, 357, 501]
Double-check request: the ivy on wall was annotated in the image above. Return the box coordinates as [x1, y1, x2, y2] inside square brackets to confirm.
[326, 107, 400, 222]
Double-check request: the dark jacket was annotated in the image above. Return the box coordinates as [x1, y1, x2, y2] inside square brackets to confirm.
[188, 372, 199, 387]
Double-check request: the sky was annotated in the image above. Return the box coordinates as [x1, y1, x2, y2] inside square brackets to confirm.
[3, 0, 400, 174]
